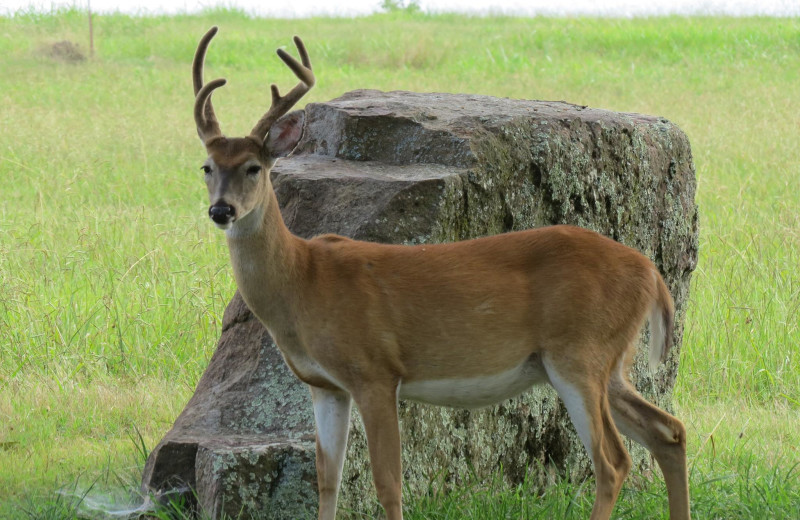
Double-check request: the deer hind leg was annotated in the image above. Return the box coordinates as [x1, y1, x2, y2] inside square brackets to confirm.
[351, 383, 404, 520]
[608, 366, 690, 520]
[310, 386, 352, 520]
[544, 356, 632, 520]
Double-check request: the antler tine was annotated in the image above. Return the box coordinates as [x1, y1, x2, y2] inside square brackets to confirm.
[250, 36, 315, 141]
[193, 26, 225, 143]
[277, 36, 315, 87]
[194, 78, 227, 143]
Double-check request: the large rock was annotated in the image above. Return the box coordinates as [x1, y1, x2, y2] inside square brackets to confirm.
[142, 90, 698, 518]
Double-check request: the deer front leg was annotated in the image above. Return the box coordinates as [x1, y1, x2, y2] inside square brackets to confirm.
[310, 386, 352, 520]
[352, 384, 404, 520]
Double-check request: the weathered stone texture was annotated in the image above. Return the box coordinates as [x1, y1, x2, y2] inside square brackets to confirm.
[142, 90, 698, 518]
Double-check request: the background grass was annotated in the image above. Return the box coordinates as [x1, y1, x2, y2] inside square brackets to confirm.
[0, 8, 798, 518]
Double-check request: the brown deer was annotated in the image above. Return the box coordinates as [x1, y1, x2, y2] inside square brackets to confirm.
[191, 26, 691, 520]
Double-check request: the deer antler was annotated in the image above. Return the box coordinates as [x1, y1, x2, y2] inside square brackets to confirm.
[193, 26, 225, 143]
[249, 36, 315, 142]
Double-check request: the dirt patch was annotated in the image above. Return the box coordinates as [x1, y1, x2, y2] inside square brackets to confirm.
[45, 40, 86, 63]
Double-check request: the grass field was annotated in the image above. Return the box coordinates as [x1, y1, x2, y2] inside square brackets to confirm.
[1, 8, 799, 518]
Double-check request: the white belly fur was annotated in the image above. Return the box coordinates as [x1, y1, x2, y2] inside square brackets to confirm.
[398, 355, 547, 408]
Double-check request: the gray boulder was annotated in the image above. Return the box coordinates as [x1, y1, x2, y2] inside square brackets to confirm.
[141, 90, 698, 518]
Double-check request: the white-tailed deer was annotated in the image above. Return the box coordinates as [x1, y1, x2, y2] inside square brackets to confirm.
[192, 26, 690, 520]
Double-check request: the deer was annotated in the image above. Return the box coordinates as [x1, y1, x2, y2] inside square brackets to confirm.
[191, 26, 691, 520]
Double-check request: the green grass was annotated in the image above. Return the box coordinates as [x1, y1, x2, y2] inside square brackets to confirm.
[1, 8, 799, 518]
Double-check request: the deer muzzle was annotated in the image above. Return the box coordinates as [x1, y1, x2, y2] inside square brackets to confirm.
[209, 202, 236, 227]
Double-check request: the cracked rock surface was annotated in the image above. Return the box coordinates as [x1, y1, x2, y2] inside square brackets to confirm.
[142, 89, 698, 518]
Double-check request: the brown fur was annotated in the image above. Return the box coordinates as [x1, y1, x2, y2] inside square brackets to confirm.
[291, 225, 655, 383]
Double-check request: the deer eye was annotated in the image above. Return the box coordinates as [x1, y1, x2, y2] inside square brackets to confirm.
[201, 165, 211, 175]
[246, 165, 262, 176]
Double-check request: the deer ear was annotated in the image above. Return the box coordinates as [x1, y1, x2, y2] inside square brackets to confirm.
[264, 110, 305, 158]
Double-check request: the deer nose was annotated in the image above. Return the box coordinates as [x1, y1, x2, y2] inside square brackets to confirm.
[209, 203, 235, 225]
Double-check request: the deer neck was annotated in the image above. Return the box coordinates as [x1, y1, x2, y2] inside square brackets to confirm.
[224, 188, 305, 336]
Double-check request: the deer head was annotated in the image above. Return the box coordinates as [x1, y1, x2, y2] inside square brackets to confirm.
[193, 27, 315, 230]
